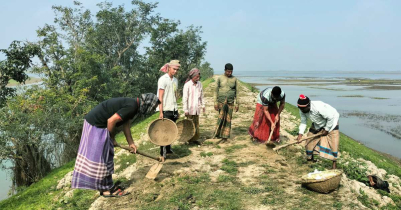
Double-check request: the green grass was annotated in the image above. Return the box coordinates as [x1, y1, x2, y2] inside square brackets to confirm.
[221, 159, 239, 175]
[201, 77, 215, 89]
[0, 161, 97, 210]
[217, 175, 236, 183]
[141, 174, 242, 210]
[238, 80, 259, 93]
[200, 151, 213, 157]
[115, 153, 137, 173]
[1, 111, 161, 209]
[224, 144, 247, 153]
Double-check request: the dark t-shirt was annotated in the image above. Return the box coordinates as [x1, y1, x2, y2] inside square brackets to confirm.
[85, 97, 139, 128]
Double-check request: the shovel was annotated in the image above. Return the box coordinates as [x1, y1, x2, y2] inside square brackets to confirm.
[273, 133, 323, 152]
[117, 144, 164, 179]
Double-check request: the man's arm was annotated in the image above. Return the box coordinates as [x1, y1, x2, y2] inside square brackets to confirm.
[275, 98, 285, 123]
[183, 83, 189, 115]
[200, 83, 205, 113]
[214, 77, 220, 111]
[107, 113, 122, 144]
[297, 111, 308, 141]
[263, 106, 274, 126]
[158, 89, 164, 119]
[122, 120, 137, 153]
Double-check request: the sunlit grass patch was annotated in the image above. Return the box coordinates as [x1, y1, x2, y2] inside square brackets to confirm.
[241, 186, 265, 194]
[225, 144, 247, 153]
[178, 173, 210, 184]
[200, 151, 213, 157]
[221, 159, 239, 175]
[0, 161, 77, 210]
[201, 78, 215, 89]
[217, 175, 236, 183]
[115, 153, 137, 173]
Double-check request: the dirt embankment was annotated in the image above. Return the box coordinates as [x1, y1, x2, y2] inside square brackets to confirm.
[57, 76, 401, 209]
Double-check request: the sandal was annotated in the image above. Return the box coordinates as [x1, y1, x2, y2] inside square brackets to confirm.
[100, 184, 130, 197]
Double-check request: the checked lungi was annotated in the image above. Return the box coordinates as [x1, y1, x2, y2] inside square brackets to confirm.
[305, 129, 339, 161]
[71, 120, 114, 191]
[214, 102, 234, 139]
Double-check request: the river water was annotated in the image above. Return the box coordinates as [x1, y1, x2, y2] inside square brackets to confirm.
[236, 71, 401, 159]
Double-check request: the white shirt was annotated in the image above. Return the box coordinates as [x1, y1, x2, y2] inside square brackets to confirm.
[157, 74, 178, 111]
[183, 80, 205, 115]
[298, 101, 339, 134]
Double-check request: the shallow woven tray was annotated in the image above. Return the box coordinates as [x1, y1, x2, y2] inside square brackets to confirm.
[147, 118, 178, 146]
[301, 170, 342, 193]
[176, 119, 196, 142]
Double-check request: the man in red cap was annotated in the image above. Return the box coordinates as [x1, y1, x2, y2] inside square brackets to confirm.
[297, 94, 340, 169]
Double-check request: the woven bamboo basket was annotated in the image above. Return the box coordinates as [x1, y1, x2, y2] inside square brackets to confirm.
[147, 119, 178, 146]
[301, 170, 342, 193]
[176, 119, 196, 143]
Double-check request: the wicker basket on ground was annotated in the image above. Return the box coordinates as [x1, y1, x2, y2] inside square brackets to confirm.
[301, 169, 342, 193]
[176, 119, 195, 143]
[147, 119, 178, 146]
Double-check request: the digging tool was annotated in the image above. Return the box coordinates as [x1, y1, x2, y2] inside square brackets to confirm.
[117, 144, 164, 162]
[273, 133, 323, 152]
[266, 128, 274, 144]
[117, 144, 164, 180]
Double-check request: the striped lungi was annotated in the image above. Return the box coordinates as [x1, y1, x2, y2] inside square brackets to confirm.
[71, 120, 114, 191]
[305, 129, 339, 161]
[214, 102, 234, 139]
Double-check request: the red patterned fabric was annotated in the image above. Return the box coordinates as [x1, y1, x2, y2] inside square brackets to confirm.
[248, 103, 280, 143]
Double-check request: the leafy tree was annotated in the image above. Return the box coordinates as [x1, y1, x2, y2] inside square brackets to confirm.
[0, 41, 40, 107]
[0, 0, 213, 190]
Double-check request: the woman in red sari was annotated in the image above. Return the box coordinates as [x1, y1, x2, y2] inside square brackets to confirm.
[248, 86, 285, 143]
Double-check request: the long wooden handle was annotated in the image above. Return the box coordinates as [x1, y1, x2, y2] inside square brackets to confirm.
[266, 129, 274, 144]
[117, 144, 163, 162]
[273, 133, 323, 152]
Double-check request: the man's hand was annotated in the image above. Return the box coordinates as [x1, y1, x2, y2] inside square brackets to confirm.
[214, 104, 219, 111]
[297, 134, 303, 143]
[235, 105, 239, 112]
[112, 139, 118, 147]
[271, 121, 276, 130]
[321, 130, 329, 136]
[159, 112, 164, 119]
[274, 115, 280, 124]
[129, 143, 137, 153]
[203, 107, 206, 113]
[254, 122, 259, 129]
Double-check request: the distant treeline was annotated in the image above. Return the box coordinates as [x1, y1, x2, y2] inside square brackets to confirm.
[0, 0, 213, 192]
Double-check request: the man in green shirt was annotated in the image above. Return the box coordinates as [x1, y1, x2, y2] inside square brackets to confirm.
[213, 63, 239, 142]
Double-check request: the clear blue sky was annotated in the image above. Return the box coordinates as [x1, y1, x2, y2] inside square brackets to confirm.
[1, 0, 400, 72]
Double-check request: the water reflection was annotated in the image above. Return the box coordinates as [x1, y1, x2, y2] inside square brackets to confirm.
[238, 72, 401, 159]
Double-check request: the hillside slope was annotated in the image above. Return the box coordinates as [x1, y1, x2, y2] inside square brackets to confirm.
[1, 76, 400, 210]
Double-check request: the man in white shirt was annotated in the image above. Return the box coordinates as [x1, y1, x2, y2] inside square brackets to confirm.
[182, 68, 205, 143]
[157, 60, 180, 157]
[296, 94, 340, 169]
